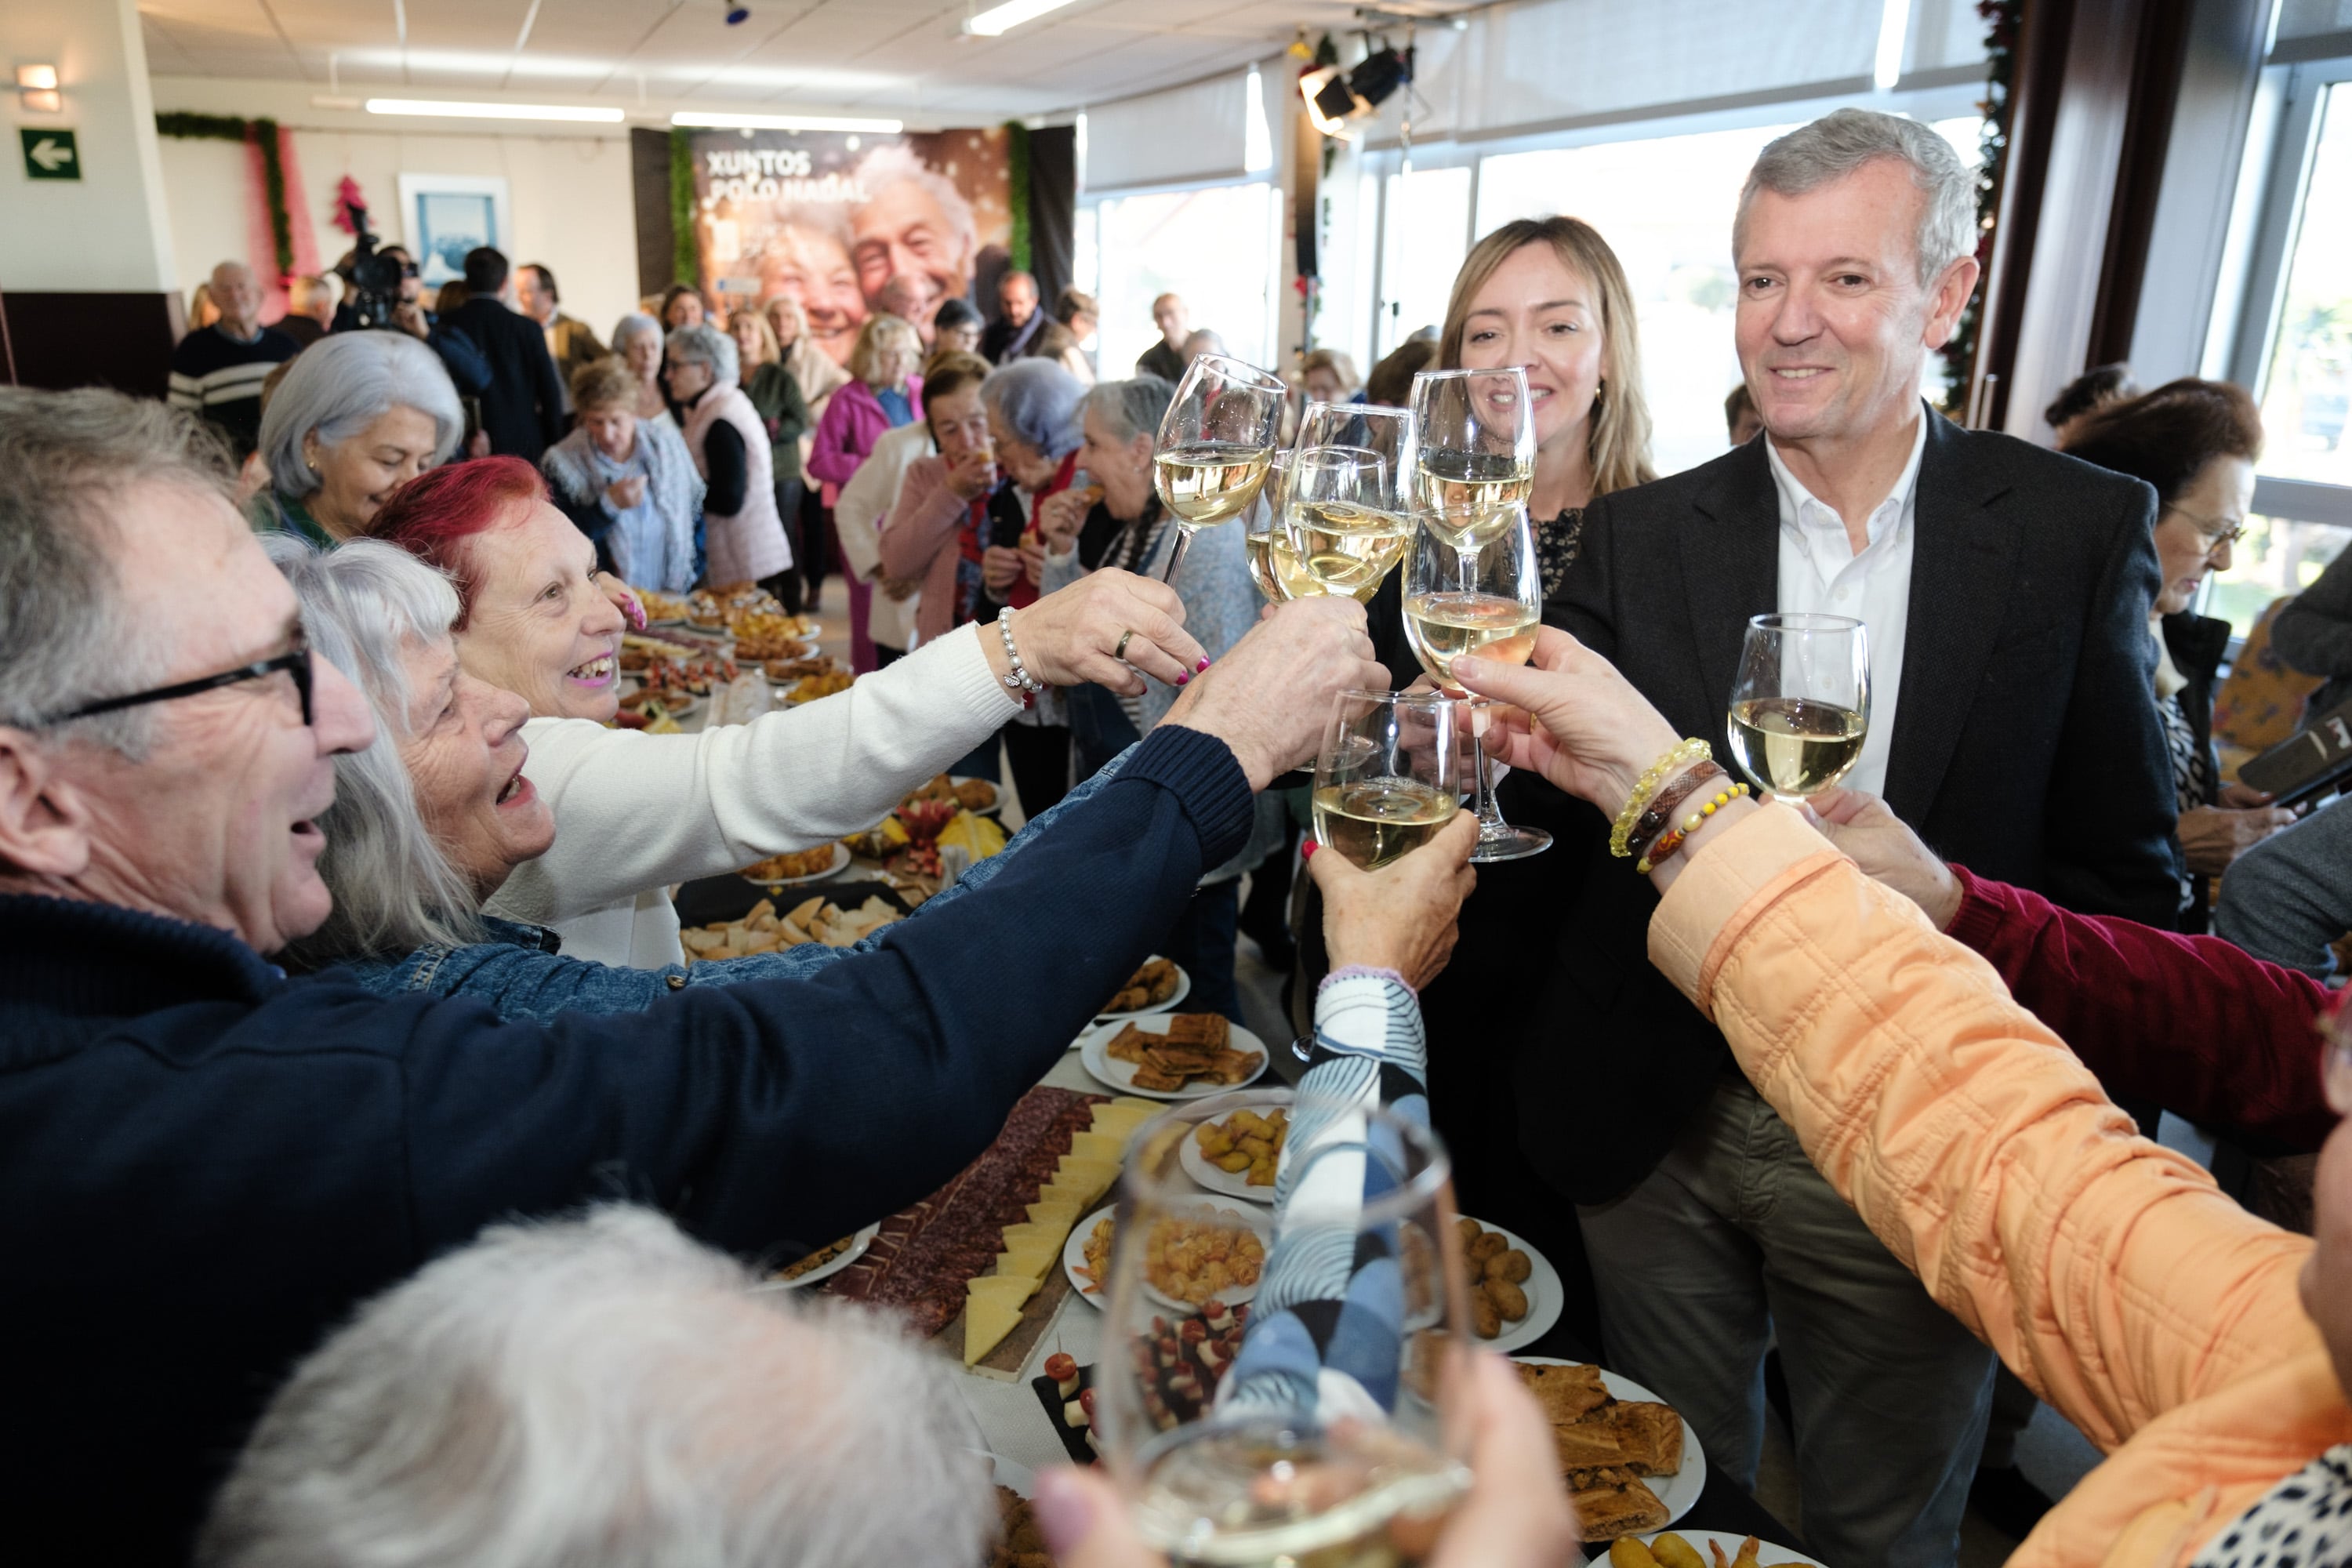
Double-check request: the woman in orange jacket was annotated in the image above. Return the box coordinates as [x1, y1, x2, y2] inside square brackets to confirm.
[1451, 628, 2352, 1568]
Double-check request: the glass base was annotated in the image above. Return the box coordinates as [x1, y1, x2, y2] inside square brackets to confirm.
[1469, 823, 1552, 863]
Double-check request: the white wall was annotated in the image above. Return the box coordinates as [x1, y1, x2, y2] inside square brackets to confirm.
[0, 0, 176, 292]
[151, 80, 642, 340]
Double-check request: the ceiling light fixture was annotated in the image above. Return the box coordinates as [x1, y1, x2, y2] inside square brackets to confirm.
[16, 62, 60, 114]
[671, 110, 903, 132]
[365, 97, 624, 122]
[1298, 66, 1355, 140]
[963, 0, 1083, 38]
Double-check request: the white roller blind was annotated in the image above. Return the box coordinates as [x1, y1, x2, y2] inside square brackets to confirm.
[1086, 71, 1251, 193]
[1375, 0, 1895, 146]
[1905, 0, 1993, 74]
[2279, 0, 2352, 41]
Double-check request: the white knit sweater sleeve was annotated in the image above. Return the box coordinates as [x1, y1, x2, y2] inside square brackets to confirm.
[484, 625, 1019, 926]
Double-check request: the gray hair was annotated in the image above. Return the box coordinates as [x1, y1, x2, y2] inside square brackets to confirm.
[198, 1205, 997, 1568]
[853, 143, 978, 262]
[259, 332, 464, 502]
[667, 321, 739, 389]
[1736, 107, 1976, 285]
[262, 535, 483, 966]
[1082, 375, 1178, 445]
[0, 387, 234, 757]
[981, 358, 1087, 459]
[610, 311, 662, 358]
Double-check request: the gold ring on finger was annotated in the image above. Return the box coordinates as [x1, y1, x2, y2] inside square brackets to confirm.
[1114, 629, 1136, 662]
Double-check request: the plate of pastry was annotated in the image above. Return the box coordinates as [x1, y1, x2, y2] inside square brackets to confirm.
[1514, 1359, 1704, 1541]
[1062, 1203, 1269, 1312]
[1077, 1013, 1266, 1100]
[1453, 1216, 1563, 1352]
[1627, 1532, 1822, 1568]
[1093, 956, 1190, 1025]
[753, 1224, 880, 1291]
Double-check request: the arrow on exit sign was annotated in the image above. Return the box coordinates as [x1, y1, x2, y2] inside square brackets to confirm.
[20, 128, 80, 181]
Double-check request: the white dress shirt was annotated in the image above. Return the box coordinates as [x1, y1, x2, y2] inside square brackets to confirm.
[1766, 406, 1929, 798]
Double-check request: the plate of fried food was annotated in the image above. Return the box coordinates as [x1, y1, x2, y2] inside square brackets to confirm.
[764, 653, 844, 686]
[729, 610, 818, 662]
[754, 1224, 881, 1292]
[635, 590, 697, 626]
[677, 892, 900, 963]
[902, 771, 1002, 817]
[737, 842, 850, 887]
[1094, 956, 1188, 1024]
[1180, 1105, 1287, 1201]
[786, 668, 855, 705]
[1513, 1359, 1705, 1542]
[1062, 1203, 1269, 1312]
[1617, 1533, 1820, 1568]
[1455, 1215, 1562, 1352]
[1079, 1013, 1265, 1100]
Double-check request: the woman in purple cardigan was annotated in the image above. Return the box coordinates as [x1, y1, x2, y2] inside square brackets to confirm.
[807, 313, 924, 671]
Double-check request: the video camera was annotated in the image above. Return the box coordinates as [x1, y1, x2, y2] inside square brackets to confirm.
[339, 196, 412, 331]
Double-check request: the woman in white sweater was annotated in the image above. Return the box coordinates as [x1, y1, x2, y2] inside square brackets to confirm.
[364, 455, 1206, 967]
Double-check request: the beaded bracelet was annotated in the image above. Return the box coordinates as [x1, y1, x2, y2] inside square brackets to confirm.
[995, 605, 1046, 697]
[1624, 760, 1725, 866]
[1609, 739, 1712, 858]
[1636, 781, 1752, 875]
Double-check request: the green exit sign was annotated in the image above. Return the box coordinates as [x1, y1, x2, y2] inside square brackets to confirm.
[20, 128, 79, 182]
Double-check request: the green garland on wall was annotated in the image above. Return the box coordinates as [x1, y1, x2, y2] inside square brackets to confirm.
[1940, 0, 2023, 417]
[669, 128, 698, 288]
[1004, 122, 1033, 274]
[154, 111, 294, 277]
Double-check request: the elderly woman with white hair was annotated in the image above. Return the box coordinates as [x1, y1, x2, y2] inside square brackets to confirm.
[665, 321, 793, 599]
[250, 330, 464, 547]
[608, 312, 672, 427]
[539, 358, 703, 593]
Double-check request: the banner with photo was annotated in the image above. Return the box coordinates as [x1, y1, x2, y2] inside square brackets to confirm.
[687, 128, 1013, 368]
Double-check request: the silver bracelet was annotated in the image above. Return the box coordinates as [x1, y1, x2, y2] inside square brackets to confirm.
[996, 605, 1046, 695]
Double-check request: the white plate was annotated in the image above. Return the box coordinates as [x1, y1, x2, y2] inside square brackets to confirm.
[1177, 1110, 1280, 1204]
[1064, 1204, 1119, 1308]
[990, 1454, 1037, 1499]
[1077, 1014, 1267, 1100]
[738, 841, 851, 889]
[754, 1223, 879, 1291]
[1458, 1217, 1564, 1354]
[1515, 1359, 1706, 1534]
[1092, 956, 1192, 1026]
[1637, 1529, 1821, 1567]
[1061, 1202, 1270, 1312]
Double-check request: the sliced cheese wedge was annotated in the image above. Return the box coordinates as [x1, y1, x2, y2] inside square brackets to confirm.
[1026, 1198, 1082, 1232]
[1054, 1156, 1120, 1204]
[1069, 1130, 1127, 1163]
[999, 1221, 1060, 1251]
[996, 1240, 1058, 1283]
[964, 1293, 1025, 1366]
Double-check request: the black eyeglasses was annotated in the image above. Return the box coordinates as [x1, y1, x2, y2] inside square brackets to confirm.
[41, 633, 315, 729]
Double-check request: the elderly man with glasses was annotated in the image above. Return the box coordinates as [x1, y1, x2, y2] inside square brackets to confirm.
[0, 387, 1387, 1562]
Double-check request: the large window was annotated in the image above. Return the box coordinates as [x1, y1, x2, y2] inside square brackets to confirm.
[1374, 165, 1474, 360]
[2253, 82, 2352, 489]
[1084, 182, 1281, 379]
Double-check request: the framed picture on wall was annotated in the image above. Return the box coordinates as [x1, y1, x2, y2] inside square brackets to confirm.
[397, 175, 512, 288]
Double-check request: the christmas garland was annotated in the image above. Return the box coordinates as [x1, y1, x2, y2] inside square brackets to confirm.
[669, 128, 698, 288]
[1004, 121, 1034, 274]
[1940, 0, 2023, 414]
[154, 111, 295, 276]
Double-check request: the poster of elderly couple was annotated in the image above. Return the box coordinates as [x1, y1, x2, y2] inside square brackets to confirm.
[684, 127, 1014, 368]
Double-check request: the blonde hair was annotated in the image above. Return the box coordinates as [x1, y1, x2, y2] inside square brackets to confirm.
[1299, 349, 1361, 395]
[728, 308, 781, 368]
[849, 314, 923, 387]
[571, 356, 642, 414]
[1439, 217, 1656, 499]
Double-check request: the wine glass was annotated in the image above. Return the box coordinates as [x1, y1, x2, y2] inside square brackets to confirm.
[1296, 401, 1416, 479]
[1403, 503, 1552, 863]
[1312, 688, 1461, 869]
[1725, 613, 1871, 800]
[1243, 449, 1295, 604]
[1155, 354, 1287, 583]
[1095, 1087, 1474, 1562]
[1408, 367, 1534, 548]
[1276, 447, 1414, 604]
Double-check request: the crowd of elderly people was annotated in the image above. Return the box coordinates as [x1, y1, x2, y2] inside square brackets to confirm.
[28, 103, 2352, 1568]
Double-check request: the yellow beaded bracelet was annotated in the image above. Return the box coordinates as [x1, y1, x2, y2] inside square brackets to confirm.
[1636, 782, 1752, 874]
[1609, 738, 1712, 858]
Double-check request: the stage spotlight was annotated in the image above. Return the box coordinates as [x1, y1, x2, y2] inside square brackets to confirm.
[1349, 45, 1411, 108]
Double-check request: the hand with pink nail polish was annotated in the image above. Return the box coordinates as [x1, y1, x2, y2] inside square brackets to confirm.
[1156, 596, 1387, 792]
[995, 568, 1204, 697]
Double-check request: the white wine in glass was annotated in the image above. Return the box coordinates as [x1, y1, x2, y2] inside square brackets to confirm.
[1312, 688, 1460, 869]
[1281, 447, 1412, 604]
[1242, 450, 1295, 603]
[1153, 354, 1286, 583]
[1410, 368, 1534, 547]
[1400, 590, 1540, 684]
[1724, 613, 1871, 800]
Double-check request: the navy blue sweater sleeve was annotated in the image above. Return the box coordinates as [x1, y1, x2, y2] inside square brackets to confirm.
[390, 724, 1251, 1256]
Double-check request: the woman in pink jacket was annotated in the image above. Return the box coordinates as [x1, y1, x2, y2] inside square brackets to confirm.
[1448, 627, 2352, 1568]
[805, 313, 922, 671]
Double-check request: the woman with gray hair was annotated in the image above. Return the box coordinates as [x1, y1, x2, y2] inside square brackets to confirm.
[1036, 374, 1271, 1017]
[666, 321, 792, 597]
[608, 312, 672, 426]
[251, 330, 464, 546]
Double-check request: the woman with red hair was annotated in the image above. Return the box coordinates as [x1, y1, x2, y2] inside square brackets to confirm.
[363, 456, 1210, 967]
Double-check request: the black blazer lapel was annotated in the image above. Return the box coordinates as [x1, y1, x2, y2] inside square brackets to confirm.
[1882, 417, 2025, 820]
[1679, 439, 1781, 728]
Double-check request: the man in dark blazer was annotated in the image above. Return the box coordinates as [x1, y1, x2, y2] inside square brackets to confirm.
[1533, 111, 2178, 1568]
[515, 262, 606, 414]
[442, 247, 565, 463]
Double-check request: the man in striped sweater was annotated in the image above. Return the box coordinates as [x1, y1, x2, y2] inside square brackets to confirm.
[168, 262, 299, 461]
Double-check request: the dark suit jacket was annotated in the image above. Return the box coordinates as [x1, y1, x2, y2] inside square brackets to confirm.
[1501, 411, 2181, 1201]
[445, 296, 566, 461]
[547, 312, 606, 390]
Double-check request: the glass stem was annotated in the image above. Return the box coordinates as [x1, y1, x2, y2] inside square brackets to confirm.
[1161, 524, 1195, 584]
[1471, 720, 1507, 838]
